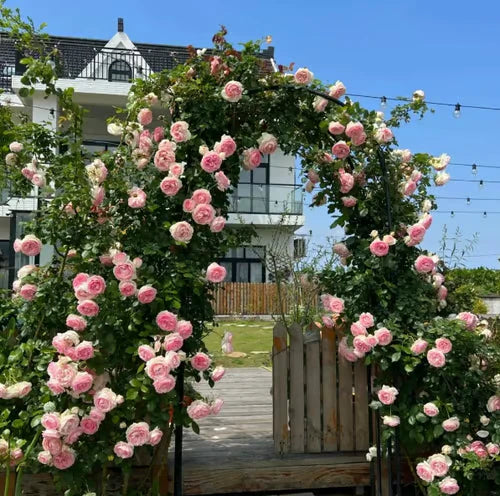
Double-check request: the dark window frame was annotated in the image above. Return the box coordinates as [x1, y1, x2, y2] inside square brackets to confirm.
[232, 155, 270, 214]
[108, 59, 132, 82]
[220, 246, 266, 283]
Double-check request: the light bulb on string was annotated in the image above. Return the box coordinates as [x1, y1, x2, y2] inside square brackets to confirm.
[472, 163, 478, 175]
[483, 211, 487, 218]
[380, 96, 387, 108]
[466, 197, 471, 205]
[451, 211, 455, 218]
[479, 179, 484, 189]
[454, 103, 461, 118]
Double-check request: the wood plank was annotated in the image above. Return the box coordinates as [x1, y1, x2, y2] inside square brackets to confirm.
[272, 322, 289, 453]
[338, 350, 354, 451]
[305, 326, 321, 453]
[321, 326, 338, 452]
[354, 361, 370, 451]
[289, 323, 305, 453]
[181, 462, 370, 495]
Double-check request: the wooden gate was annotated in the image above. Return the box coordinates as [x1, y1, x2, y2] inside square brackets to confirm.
[272, 322, 370, 454]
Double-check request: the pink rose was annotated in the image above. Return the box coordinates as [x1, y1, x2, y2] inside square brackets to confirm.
[183, 199, 196, 213]
[170, 121, 191, 142]
[351, 132, 367, 146]
[201, 151, 223, 173]
[359, 312, 374, 328]
[257, 133, 278, 155]
[86, 275, 105, 297]
[93, 387, 118, 413]
[421, 213, 433, 230]
[374, 126, 394, 144]
[80, 416, 100, 435]
[149, 427, 163, 446]
[211, 398, 224, 415]
[137, 108, 153, 126]
[307, 169, 320, 184]
[113, 262, 136, 281]
[210, 216, 226, 233]
[487, 395, 500, 412]
[435, 337, 452, 354]
[163, 332, 184, 352]
[332, 141, 350, 159]
[153, 126, 164, 142]
[137, 285, 157, 304]
[119, 280, 137, 297]
[114, 441, 134, 459]
[407, 223, 426, 243]
[345, 122, 364, 139]
[74, 341, 94, 361]
[350, 322, 367, 337]
[437, 285, 448, 301]
[414, 255, 435, 274]
[160, 176, 182, 196]
[428, 454, 449, 477]
[370, 240, 389, 257]
[20, 283, 37, 301]
[411, 338, 428, 354]
[333, 243, 350, 258]
[320, 294, 344, 313]
[416, 462, 434, 483]
[339, 172, 354, 194]
[457, 312, 479, 331]
[89, 408, 106, 422]
[37, 451, 52, 466]
[41, 413, 60, 431]
[427, 348, 446, 368]
[435, 172, 450, 186]
[328, 121, 345, 135]
[329, 81, 346, 99]
[404, 180, 417, 196]
[377, 385, 398, 405]
[128, 187, 147, 208]
[221, 81, 243, 102]
[486, 443, 500, 456]
[423, 402, 439, 417]
[341, 196, 357, 207]
[126, 422, 151, 446]
[9, 141, 23, 153]
[383, 415, 400, 427]
[52, 447, 76, 470]
[322, 315, 334, 328]
[313, 96, 328, 112]
[442, 417, 460, 432]
[66, 314, 87, 332]
[46, 379, 65, 395]
[411, 170, 423, 183]
[214, 135, 237, 157]
[206, 262, 227, 283]
[154, 148, 176, 171]
[338, 337, 358, 362]
[19, 235, 42, 256]
[138, 345, 156, 362]
[294, 68, 313, 85]
[375, 327, 392, 346]
[170, 221, 194, 243]
[242, 148, 262, 170]
[353, 335, 372, 354]
[187, 400, 212, 420]
[439, 477, 460, 495]
[42, 430, 62, 455]
[191, 352, 212, 371]
[176, 320, 193, 339]
[192, 189, 212, 205]
[211, 366, 225, 382]
[215, 171, 231, 191]
[153, 375, 176, 393]
[77, 300, 99, 317]
[71, 371, 93, 394]
[156, 310, 178, 332]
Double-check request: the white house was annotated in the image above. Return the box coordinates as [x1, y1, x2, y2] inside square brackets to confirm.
[0, 19, 305, 287]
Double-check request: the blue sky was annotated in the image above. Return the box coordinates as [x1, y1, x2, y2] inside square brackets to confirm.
[8, 0, 500, 268]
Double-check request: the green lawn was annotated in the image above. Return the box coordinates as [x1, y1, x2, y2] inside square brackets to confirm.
[204, 320, 274, 368]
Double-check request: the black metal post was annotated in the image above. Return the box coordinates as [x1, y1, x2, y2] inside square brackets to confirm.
[387, 438, 393, 496]
[173, 362, 185, 496]
[395, 427, 402, 496]
[375, 414, 383, 496]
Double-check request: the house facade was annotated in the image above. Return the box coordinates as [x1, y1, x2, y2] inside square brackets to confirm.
[0, 20, 305, 288]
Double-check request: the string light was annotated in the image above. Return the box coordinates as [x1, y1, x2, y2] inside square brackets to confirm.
[451, 210, 455, 217]
[483, 211, 487, 218]
[454, 103, 461, 118]
[466, 197, 471, 205]
[479, 180, 484, 188]
[472, 163, 478, 175]
[380, 96, 387, 108]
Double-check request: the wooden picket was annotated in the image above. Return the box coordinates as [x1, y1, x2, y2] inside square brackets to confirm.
[211, 283, 289, 315]
[272, 323, 371, 455]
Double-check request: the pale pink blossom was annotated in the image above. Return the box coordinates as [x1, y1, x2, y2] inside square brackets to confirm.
[414, 255, 435, 274]
[66, 314, 87, 331]
[215, 171, 231, 191]
[113, 262, 136, 281]
[211, 366, 225, 382]
[294, 68, 313, 85]
[442, 417, 460, 432]
[192, 189, 212, 205]
[187, 400, 212, 420]
[435, 337, 452, 354]
[210, 216, 226, 233]
[359, 312, 375, 328]
[242, 148, 262, 170]
[137, 285, 157, 304]
[350, 322, 367, 337]
[128, 187, 147, 208]
[407, 223, 426, 243]
[206, 262, 227, 283]
[351, 132, 367, 146]
[329, 81, 346, 99]
[438, 477, 459, 495]
[435, 172, 450, 186]
[37, 451, 52, 465]
[18, 235, 42, 257]
[370, 240, 389, 257]
[77, 300, 99, 317]
[138, 108, 153, 126]
[42, 431, 62, 456]
[341, 196, 357, 207]
[114, 441, 134, 459]
[377, 385, 398, 405]
[153, 375, 176, 393]
[404, 180, 417, 196]
[411, 338, 428, 354]
[126, 422, 151, 446]
[313, 96, 328, 112]
[20, 283, 37, 301]
[183, 198, 196, 213]
[156, 310, 178, 332]
[41, 413, 60, 431]
[427, 348, 446, 368]
[383, 415, 400, 427]
[345, 122, 365, 139]
[374, 126, 394, 144]
[257, 133, 278, 155]
[201, 151, 223, 173]
[9, 141, 23, 153]
[154, 148, 175, 171]
[214, 135, 237, 157]
[320, 294, 344, 313]
[138, 345, 156, 362]
[80, 416, 100, 435]
[160, 176, 182, 196]
[75, 341, 94, 361]
[332, 141, 350, 159]
[93, 387, 118, 413]
[374, 327, 392, 346]
[457, 312, 479, 331]
[333, 243, 350, 258]
[163, 333, 184, 352]
[176, 320, 193, 339]
[416, 462, 434, 482]
[438, 285, 448, 301]
[192, 204, 216, 225]
[353, 335, 372, 354]
[119, 280, 137, 297]
[153, 127, 164, 142]
[423, 402, 439, 417]
[211, 398, 224, 415]
[71, 372, 93, 394]
[428, 454, 450, 477]
[487, 395, 500, 413]
[191, 352, 212, 371]
[170, 121, 191, 142]
[221, 81, 243, 102]
[170, 221, 194, 243]
[149, 428, 163, 446]
[328, 121, 345, 135]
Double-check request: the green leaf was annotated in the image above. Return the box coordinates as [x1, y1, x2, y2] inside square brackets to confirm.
[391, 352, 401, 362]
[126, 389, 138, 400]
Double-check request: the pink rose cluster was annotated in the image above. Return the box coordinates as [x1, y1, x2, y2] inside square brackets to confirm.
[0, 381, 32, 399]
[181, 188, 225, 232]
[85, 158, 108, 185]
[154, 138, 177, 172]
[199, 134, 236, 175]
[374, 124, 394, 144]
[46, 356, 94, 396]
[463, 439, 499, 460]
[416, 454, 456, 492]
[187, 398, 224, 421]
[456, 311, 479, 331]
[348, 313, 393, 360]
[426, 336, 453, 369]
[404, 214, 433, 247]
[114, 423, 163, 459]
[18, 154, 47, 189]
[13, 234, 42, 257]
[401, 165, 424, 197]
[71, 272, 107, 319]
[328, 120, 366, 147]
[0, 438, 23, 467]
[52, 330, 94, 363]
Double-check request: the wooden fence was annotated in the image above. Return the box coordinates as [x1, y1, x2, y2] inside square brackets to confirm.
[212, 282, 289, 315]
[272, 322, 370, 454]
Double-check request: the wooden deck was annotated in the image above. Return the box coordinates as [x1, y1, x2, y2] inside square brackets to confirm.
[171, 368, 371, 495]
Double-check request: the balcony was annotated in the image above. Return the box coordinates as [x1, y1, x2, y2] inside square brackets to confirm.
[229, 183, 303, 215]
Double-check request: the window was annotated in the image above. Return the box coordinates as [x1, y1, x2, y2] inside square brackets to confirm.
[231, 155, 270, 213]
[108, 60, 132, 82]
[219, 246, 266, 283]
[83, 140, 119, 153]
